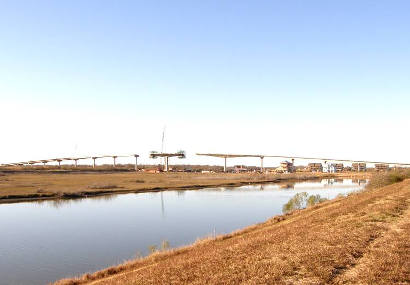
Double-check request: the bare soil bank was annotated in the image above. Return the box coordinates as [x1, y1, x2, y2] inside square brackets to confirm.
[55, 178, 409, 285]
[0, 172, 367, 204]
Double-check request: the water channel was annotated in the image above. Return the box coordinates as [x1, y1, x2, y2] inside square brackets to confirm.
[0, 178, 366, 285]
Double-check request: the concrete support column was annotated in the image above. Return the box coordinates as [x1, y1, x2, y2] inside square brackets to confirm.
[58, 161, 61, 168]
[224, 157, 227, 173]
[92, 158, 96, 169]
[134, 155, 139, 171]
[260, 156, 264, 173]
[74, 160, 78, 168]
[43, 162, 46, 167]
[113, 156, 117, 168]
[165, 156, 169, 172]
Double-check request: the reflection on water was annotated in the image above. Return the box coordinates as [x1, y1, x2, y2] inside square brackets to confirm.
[352, 179, 368, 185]
[33, 194, 118, 209]
[161, 192, 165, 217]
[0, 179, 365, 285]
[279, 182, 295, 189]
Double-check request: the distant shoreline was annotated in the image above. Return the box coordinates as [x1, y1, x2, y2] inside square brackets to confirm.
[0, 172, 369, 204]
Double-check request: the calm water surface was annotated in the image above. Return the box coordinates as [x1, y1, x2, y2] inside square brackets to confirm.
[0, 179, 366, 285]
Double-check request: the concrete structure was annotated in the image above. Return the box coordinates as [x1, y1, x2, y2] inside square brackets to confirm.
[276, 161, 296, 173]
[352, 163, 367, 172]
[196, 154, 267, 173]
[196, 153, 410, 172]
[323, 162, 343, 173]
[134, 154, 139, 171]
[91, 157, 98, 168]
[149, 151, 186, 172]
[234, 165, 248, 173]
[2, 152, 410, 171]
[323, 163, 330, 173]
[344, 166, 352, 171]
[101, 155, 131, 168]
[323, 163, 336, 173]
[71, 157, 90, 167]
[27, 160, 40, 166]
[375, 163, 389, 171]
[0, 154, 140, 169]
[308, 163, 323, 172]
[333, 163, 344, 172]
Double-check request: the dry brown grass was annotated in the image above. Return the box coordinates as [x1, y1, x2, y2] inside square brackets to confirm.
[0, 172, 353, 203]
[53, 177, 410, 285]
[366, 169, 410, 189]
[333, 205, 410, 284]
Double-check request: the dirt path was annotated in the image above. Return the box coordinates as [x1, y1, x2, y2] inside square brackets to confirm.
[333, 197, 410, 284]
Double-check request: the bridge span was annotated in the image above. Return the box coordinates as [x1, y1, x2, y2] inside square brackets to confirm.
[196, 153, 410, 172]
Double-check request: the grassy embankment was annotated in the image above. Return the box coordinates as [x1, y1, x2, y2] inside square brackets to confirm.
[55, 170, 410, 285]
[0, 171, 362, 203]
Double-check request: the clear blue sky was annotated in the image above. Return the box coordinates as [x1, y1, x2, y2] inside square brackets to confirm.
[1, 0, 409, 164]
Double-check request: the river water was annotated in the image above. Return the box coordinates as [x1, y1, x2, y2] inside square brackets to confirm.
[0, 178, 366, 285]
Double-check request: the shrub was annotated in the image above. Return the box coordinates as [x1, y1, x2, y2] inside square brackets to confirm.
[148, 245, 157, 253]
[307, 194, 327, 207]
[283, 192, 327, 213]
[366, 169, 410, 189]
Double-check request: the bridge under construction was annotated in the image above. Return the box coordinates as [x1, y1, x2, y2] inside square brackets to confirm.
[1, 152, 409, 173]
[0, 151, 187, 172]
[196, 153, 410, 172]
[0, 154, 140, 171]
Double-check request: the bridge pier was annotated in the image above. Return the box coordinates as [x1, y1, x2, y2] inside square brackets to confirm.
[92, 157, 96, 169]
[149, 152, 185, 172]
[165, 156, 169, 172]
[260, 156, 264, 173]
[113, 156, 117, 168]
[224, 157, 227, 173]
[134, 155, 139, 171]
